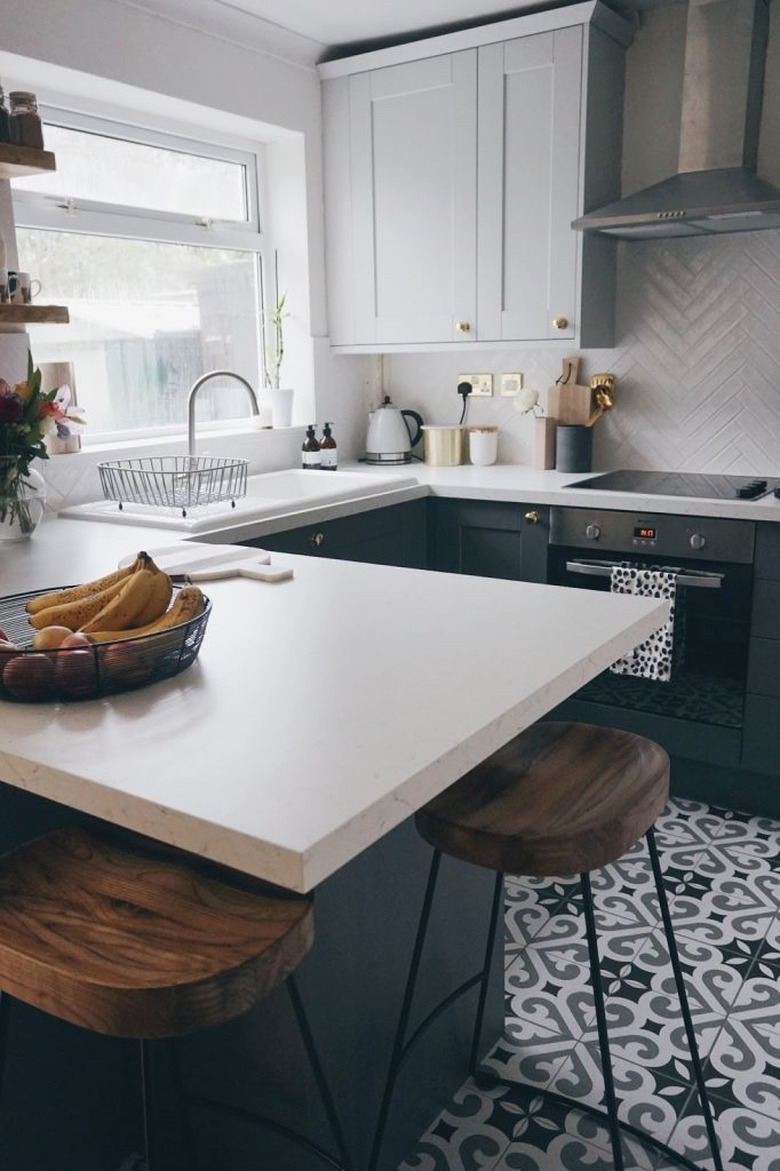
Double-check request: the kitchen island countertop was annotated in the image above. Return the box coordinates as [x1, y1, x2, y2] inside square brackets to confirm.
[0, 517, 668, 892]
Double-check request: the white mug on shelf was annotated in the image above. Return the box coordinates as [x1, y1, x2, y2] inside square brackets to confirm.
[11, 272, 42, 305]
[269, 387, 294, 429]
[468, 425, 499, 466]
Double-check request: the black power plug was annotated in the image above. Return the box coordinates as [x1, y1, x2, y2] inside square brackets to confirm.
[457, 380, 472, 424]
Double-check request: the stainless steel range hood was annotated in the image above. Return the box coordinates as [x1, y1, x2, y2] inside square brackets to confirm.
[573, 0, 780, 239]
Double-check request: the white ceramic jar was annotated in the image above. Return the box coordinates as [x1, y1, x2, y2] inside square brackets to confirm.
[468, 425, 498, 466]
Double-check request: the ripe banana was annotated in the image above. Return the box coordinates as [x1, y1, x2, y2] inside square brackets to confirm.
[30, 572, 138, 631]
[26, 553, 149, 616]
[88, 586, 206, 644]
[129, 570, 172, 627]
[79, 569, 158, 634]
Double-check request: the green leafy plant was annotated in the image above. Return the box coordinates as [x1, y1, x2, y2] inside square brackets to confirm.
[261, 251, 289, 391]
[0, 352, 84, 529]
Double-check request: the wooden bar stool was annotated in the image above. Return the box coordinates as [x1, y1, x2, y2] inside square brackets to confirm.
[369, 722, 723, 1171]
[0, 826, 352, 1171]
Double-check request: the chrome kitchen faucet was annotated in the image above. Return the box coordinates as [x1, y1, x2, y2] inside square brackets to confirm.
[187, 370, 260, 456]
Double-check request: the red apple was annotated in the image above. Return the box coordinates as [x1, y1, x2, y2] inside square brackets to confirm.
[3, 653, 55, 700]
[54, 649, 99, 699]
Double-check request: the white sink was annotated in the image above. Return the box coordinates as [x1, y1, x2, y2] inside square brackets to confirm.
[58, 468, 420, 532]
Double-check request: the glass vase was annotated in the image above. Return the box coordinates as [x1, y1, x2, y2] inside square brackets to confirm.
[0, 459, 47, 543]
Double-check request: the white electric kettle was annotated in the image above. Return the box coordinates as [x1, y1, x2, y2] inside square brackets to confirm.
[365, 396, 424, 465]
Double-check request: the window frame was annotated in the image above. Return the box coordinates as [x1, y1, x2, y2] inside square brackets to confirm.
[13, 106, 265, 254]
[13, 103, 269, 444]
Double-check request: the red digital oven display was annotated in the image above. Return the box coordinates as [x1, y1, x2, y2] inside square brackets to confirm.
[635, 525, 657, 540]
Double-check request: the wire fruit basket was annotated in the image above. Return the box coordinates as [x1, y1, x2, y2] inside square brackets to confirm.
[98, 456, 248, 516]
[0, 587, 212, 702]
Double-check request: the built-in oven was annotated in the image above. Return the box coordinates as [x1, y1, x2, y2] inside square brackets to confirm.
[548, 507, 755, 761]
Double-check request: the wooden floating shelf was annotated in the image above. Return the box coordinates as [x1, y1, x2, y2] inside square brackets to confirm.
[0, 304, 69, 324]
[0, 143, 56, 180]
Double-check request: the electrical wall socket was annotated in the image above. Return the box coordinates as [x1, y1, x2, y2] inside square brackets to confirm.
[458, 373, 493, 397]
[501, 373, 524, 397]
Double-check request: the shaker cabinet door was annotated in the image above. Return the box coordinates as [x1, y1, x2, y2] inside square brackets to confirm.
[347, 51, 478, 345]
[477, 27, 582, 342]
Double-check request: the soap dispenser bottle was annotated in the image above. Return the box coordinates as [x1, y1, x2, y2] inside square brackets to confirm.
[320, 422, 337, 470]
[302, 424, 321, 469]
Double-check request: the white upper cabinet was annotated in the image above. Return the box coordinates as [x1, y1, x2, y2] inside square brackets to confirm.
[320, 1, 632, 351]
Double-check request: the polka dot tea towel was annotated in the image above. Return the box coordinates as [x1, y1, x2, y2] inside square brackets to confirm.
[609, 566, 678, 682]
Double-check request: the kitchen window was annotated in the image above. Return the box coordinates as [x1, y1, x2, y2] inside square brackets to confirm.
[13, 110, 265, 439]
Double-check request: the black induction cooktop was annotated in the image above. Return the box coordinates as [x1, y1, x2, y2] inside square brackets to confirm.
[568, 470, 780, 500]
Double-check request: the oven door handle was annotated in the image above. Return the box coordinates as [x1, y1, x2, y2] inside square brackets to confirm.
[564, 560, 723, 589]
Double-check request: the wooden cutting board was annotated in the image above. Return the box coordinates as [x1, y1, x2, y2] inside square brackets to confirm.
[547, 357, 594, 425]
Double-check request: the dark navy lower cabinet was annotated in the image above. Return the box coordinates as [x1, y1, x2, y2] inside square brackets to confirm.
[246, 498, 427, 568]
[429, 498, 549, 582]
[742, 523, 780, 778]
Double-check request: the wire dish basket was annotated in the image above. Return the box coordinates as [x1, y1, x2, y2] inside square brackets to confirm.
[98, 456, 248, 516]
[0, 587, 211, 702]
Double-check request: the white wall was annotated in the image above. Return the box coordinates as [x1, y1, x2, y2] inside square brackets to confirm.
[0, 0, 376, 508]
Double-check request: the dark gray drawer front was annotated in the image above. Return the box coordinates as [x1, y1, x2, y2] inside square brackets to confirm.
[747, 638, 780, 697]
[754, 522, 780, 580]
[742, 694, 780, 774]
[750, 580, 780, 639]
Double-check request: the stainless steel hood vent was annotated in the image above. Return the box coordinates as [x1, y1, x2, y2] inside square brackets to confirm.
[573, 0, 780, 239]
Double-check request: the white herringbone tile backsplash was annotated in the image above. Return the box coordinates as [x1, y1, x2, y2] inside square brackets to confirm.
[384, 232, 780, 475]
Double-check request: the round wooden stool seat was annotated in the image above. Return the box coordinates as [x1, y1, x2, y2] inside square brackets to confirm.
[0, 827, 313, 1039]
[415, 722, 670, 877]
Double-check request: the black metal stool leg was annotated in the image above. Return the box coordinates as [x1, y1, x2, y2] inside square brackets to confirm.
[368, 848, 442, 1171]
[469, 870, 504, 1077]
[0, 993, 12, 1118]
[139, 1039, 154, 1171]
[286, 974, 354, 1171]
[646, 828, 724, 1171]
[168, 1038, 200, 1171]
[581, 871, 625, 1171]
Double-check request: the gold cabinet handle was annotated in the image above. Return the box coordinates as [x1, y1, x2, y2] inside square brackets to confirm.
[524, 510, 542, 525]
[552, 317, 568, 330]
[455, 320, 471, 333]
[309, 532, 325, 547]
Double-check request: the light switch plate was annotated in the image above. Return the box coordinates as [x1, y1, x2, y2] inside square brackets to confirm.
[501, 372, 524, 397]
[458, 373, 493, 397]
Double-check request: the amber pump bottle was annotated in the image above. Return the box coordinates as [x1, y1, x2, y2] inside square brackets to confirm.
[320, 422, 337, 470]
[302, 424, 321, 469]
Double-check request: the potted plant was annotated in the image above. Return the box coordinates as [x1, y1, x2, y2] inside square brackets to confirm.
[261, 251, 293, 428]
[0, 352, 84, 542]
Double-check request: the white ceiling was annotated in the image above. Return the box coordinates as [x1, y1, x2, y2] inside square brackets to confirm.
[115, 0, 654, 66]
[203, 0, 547, 46]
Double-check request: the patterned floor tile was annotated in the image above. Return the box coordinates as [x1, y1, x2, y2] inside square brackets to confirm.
[401, 799, 780, 1171]
[398, 1080, 513, 1171]
[545, 1041, 693, 1151]
[481, 1033, 573, 1091]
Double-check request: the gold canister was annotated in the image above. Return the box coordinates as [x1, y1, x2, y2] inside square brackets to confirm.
[421, 425, 465, 466]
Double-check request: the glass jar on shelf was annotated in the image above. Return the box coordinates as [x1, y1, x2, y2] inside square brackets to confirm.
[9, 93, 43, 150]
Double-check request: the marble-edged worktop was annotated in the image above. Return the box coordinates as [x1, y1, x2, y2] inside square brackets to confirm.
[0, 517, 668, 893]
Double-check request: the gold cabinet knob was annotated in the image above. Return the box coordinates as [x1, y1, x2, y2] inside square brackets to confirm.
[524, 510, 542, 525]
[455, 320, 471, 333]
[552, 317, 568, 330]
[309, 532, 325, 547]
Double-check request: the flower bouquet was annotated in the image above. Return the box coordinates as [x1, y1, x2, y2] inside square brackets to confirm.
[0, 353, 85, 537]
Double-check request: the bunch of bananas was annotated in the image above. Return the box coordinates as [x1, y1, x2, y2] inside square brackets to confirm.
[26, 552, 205, 643]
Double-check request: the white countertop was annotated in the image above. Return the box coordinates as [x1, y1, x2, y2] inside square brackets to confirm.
[355, 463, 780, 522]
[0, 517, 667, 892]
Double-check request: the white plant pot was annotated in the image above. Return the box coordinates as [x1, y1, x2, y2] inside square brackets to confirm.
[269, 388, 294, 429]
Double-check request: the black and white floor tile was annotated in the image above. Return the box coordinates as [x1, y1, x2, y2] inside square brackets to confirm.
[400, 800, 780, 1171]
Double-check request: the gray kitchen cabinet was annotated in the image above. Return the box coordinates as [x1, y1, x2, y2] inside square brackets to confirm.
[244, 499, 428, 569]
[430, 498, 549, 582]
[319, 2, 632, 351]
